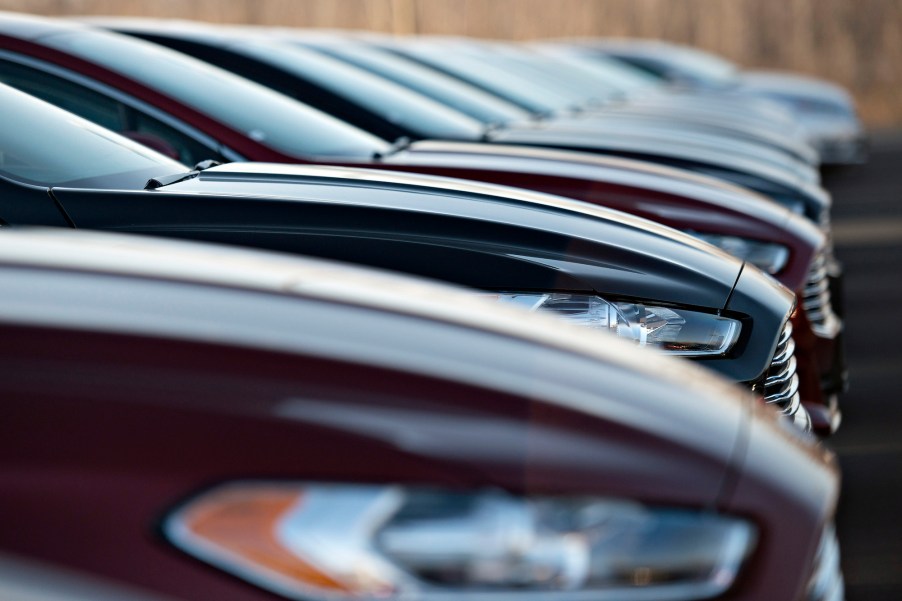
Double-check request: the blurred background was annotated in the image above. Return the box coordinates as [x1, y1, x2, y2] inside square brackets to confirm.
[4, 0, 901, 126]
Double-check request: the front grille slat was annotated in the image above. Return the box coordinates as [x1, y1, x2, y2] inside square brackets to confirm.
[803, 278, 830, 297]
[762, 321, 805, 427]
[765, 373, 800, 408]
[765, 355, 797, 388]
[770, 335, 796, 368]
[804, 249, 841, 338]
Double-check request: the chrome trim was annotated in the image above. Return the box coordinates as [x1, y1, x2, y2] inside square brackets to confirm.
[803, 278, 829, 298]
[762, 321, 806, 429]
[802, 248, 842, 338]
[806, 526, 845, 601]
[0, 49, 245, 162]
[777, 320, 794, 344]
[765, 355, 797, 388]
[766, 373, 800, 407]
[791, 404, 813, 431]
[770, 334, 796, 367]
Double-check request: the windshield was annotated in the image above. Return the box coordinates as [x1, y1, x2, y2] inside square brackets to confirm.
[236, 41, 485, 140]
[608, 45, 738, 87]
[302, 41, 532, 125]
[0, 83, 185, 188]
[664, 47, 738, 85]
[41, 29, 391, 160]
[386, 41, 574, 115]
[473, 44, 621, 105]
[533, 47, 662, 95]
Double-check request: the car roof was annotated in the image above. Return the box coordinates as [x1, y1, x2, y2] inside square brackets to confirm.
[0, 10, 90, 39]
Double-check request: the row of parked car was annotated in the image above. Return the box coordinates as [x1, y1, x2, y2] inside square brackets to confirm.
[0, 11, 861, 601]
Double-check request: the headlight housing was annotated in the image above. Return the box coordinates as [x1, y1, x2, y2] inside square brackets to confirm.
[687, 232, 790, 275]
[491, 293, 740, 357]
[165, 482, 757, 601]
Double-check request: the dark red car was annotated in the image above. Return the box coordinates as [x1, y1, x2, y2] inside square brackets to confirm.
[0, 228, 842, 601]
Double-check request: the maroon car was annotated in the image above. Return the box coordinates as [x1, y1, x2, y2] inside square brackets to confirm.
[0, 12, 843, 432]
[0, 228, 842, 601]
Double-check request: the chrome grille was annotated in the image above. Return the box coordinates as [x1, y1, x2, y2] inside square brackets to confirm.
[806, 525, 845, 601]
[817, 209, 837, 267]
[803, 250, 841, 338]
[763, 321, 803, 423]
[818, 206, 831, 232]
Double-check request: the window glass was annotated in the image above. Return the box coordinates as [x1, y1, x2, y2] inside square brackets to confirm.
[393, 43, 573, 114]
[131, 111, 226, 165]
[536, 49, 661, 95]
[0, 83, 185, 188]
[0, 58, 221, 166]
[665, 48, 738, 85]
[42, 30, 391, 159]
[0, 59, 124, 131]
[239, 41, 485, 140]
[308, 42, 530, 125]
[612, 48, 737, 86]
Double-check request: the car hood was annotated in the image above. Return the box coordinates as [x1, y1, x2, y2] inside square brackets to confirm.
[384, 142, 825, 291]
[487, 125, 815, 189]
[739, 70, 855, 106]
[533, 108, 819, 166]
[0, 227, 755, 507]
[109, 161, 745, 309]
[391, 140, 817, 232]
[493, 120, 817, 182]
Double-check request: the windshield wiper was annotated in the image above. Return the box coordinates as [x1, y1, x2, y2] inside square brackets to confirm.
[480, 121, 508, 141]
[372, 136, 412, 160]
[144, 160, 221, 190]
[528, 110, 554, 123]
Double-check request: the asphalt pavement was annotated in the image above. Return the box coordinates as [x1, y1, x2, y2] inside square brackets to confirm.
[823, 130, 902, 601]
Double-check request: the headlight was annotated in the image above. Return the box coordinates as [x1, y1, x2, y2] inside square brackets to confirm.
[687, 232, 790, 275]
[491, 293, 740, 357]
[165, 482, 757, 601]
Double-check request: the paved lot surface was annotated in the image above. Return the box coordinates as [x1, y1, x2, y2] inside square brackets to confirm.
[823, 130, 902, 600]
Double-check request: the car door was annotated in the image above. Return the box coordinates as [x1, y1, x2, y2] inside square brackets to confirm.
[0, 176, 71, 226]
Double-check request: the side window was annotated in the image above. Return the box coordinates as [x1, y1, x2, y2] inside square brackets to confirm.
[0, 58, 227, 166]
[616, 57, 669, 80]
[129, 110, 226, 166]
[0, 59, 124, 131]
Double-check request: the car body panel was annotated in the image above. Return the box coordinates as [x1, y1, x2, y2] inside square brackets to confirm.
[577, 38, 866, 165]
[383, 141, 823, 290]
[0, 228, 838, 600]
[110, 25, 822, 186]
[0, 23, 806, 388]
[724, 402, 840, 599]
[49, 161, 744, 309]
[0, 17, 830, 232]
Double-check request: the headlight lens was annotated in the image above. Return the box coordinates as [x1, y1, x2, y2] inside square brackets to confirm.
[688, 232, 790, 274]
[165, 482, 756, 600]
[491, 293, 740, 356]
